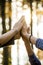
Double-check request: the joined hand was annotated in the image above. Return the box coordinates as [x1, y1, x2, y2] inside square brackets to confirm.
[13, 16, 30, 40]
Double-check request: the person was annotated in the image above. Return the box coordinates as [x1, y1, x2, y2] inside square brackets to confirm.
[21, 22, 41, 65]
[0, 16, 24, 47]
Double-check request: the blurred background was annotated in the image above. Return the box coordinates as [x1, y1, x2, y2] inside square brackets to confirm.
[0, 0, 43, 65]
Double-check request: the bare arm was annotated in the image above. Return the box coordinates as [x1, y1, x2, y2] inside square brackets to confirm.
[21, 22, 33, 56]
[0, 29, 17, 46]
[22, 35, 33, 56]
[21, 20, 43, 50]
[22, 37, 41, 65]
[21, 30, 33, 56]
[0, 16, 24, 46]
[24, 34, 37, 45]
[21, 22, 41, 65]
[22, 27, 43, 50]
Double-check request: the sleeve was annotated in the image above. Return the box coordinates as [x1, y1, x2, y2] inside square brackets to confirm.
[35, 38, 43, 50]
[0, 37, 14, 48]
[29, 53, 41, 65]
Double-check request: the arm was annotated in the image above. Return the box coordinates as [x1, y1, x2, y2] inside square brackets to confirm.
[25, 26, 43, 50]
[22, 36, 41, 65]
[21, 23, 41, 65]
[28, 35, 43, 50]
[0, 29, 16, 46]
[0, 16, 24, 47]
[22, 35, 33, 56]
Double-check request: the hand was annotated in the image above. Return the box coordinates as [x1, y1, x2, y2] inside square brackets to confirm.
[15, 22, 28, 40]
[21, 21, 28, 38]
[13, 16, 25, 33]
[21, 21, 31, 41]
[21, 22, 33, 56]
[13, 16, 25, 40]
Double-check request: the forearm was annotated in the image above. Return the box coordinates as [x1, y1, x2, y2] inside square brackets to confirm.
[22, 34, 41, 65]
[29, 35, 43, 50]
[22, 33, 33, 56]
[21, 26, 41, 65]
[29, 35, 37, 44]
[24, 40, 33, 56]
[0, 29, 17, 46]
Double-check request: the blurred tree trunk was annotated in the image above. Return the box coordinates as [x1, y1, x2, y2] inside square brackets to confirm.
[1, 1, 8, 65]
[1, 0, 14, 65]
[1, 0, 6, 34]
[30, 0, 33, 48]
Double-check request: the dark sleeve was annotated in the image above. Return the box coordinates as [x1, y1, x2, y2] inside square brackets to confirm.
[29, 53, 41, 65]
[35, 38, 43, 50]
[0, 37, 14, 48]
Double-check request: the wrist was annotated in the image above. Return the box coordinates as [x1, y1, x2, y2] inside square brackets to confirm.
[25, 34, 31, 42]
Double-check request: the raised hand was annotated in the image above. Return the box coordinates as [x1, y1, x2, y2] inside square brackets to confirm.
[13, 16, 25, 40]
[21, 22, 27, 36]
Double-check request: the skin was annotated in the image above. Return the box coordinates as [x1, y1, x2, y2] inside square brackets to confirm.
[21, 22, 33, 56]
[0, 16, 24, 46]
[21, 21, 38, 56]
[0, 14, 37, 48]
[21, 21, 37, 45]
[28, 35, 37, 45]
